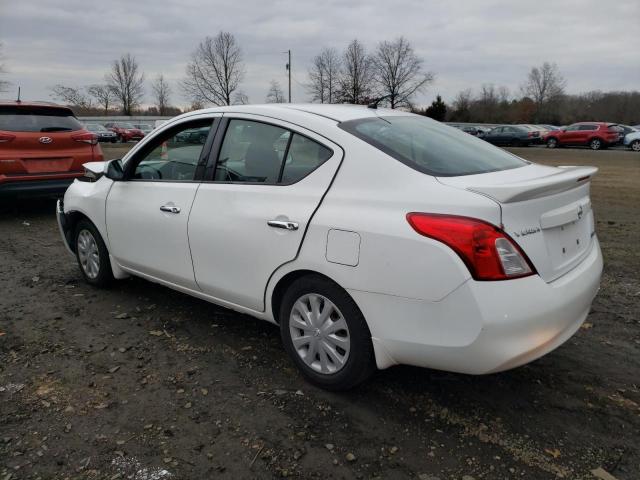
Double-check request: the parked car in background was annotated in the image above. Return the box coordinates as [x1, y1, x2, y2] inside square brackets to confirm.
[133, 123, 154, 135]
[0, 101, 103, 197]
[85, 123, 117, 143]
[56, 104, 602, 389]
[615, 125, 638, 144]
[540, 124, 561, 131]
[623, 130, 640, 151]
[103, 122, 145, 143]
[519, 125, 548, 144]
[483, 125, 533, 147]
[544, 123, 621, 150]
[453, 125, 482, 136]
[175, 126, 210, 144]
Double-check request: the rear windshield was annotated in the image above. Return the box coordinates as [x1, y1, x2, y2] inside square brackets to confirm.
[0, 106, 83, 132]
[339, 116, 527, 177]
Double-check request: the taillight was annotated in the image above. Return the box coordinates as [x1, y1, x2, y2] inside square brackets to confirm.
[406, 213, 535, 281]
[72, 132, 98, 145]
[0, 132, 16, 143]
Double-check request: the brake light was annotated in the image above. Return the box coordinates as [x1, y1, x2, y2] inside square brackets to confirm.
[406, 213, 535, 281]
[0, 132, 16, 143]
[72, 132, 99, 145]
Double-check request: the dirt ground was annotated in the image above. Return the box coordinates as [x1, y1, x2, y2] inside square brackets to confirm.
[1, 145, 639, 480]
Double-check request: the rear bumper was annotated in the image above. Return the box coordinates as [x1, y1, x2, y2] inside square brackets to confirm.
[0, 175, 81, 197]
[351, 237, 603, 374]
[56, 199, 75, 255]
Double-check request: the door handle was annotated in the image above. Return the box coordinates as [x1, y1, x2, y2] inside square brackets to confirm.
[267, 220, 299, 231]
[160, 205, 181, 214]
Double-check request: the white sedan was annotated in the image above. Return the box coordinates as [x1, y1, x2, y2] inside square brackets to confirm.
[57, 104, 603, 390]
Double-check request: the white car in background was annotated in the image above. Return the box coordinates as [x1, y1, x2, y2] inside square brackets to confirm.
[56, 104, 603, 390]
[623, 130, 640, 151]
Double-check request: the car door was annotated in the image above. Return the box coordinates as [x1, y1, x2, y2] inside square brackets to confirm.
[188, 115, 343, 312]
[105, 116, 220, 289]
[486, 127, 503, 145]
[560, 124, 580, 145]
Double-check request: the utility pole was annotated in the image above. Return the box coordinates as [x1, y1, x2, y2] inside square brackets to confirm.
[285, 50, 291, 103]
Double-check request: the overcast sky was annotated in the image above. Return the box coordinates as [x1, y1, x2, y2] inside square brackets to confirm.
[1, 0, 638, 109]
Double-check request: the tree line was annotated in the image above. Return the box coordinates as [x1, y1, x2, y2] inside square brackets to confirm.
[417, 63, 639, 125]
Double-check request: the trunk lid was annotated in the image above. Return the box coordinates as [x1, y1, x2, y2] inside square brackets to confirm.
[438, 163, 597, 282]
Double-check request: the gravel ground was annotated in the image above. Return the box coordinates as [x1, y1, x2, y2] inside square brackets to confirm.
[1, 146, 639, 480]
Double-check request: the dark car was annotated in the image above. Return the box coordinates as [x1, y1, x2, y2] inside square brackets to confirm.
[175, 126, 210, 144]
[0, 101, 103, 197]
[85, 123, 117, 143]
[483, 125, 532, 147]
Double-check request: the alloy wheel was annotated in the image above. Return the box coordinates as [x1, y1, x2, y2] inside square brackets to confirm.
[289, 293, 351, 375]
[632, 140, 640, 152]
[590, 139, 601, 150]
[77, 229, 100, 279]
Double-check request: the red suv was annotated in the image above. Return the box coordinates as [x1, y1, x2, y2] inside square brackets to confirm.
[0, 101, 103, 197]
[544, 122, 621, 150]
[103, 122, 145, 142]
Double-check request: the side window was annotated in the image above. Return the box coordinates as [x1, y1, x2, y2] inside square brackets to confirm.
[579, 124, 596, 131]
[131, 120, 213, 181]
[214, 120, 290, 183]
[565, 124, 580, 131]
[281, 134, 333, 183]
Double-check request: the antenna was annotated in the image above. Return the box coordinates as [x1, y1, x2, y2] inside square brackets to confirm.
[367, 94, 393, 109]
[17, 86, 21, 103]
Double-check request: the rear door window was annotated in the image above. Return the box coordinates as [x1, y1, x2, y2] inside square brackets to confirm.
[339, 116, 526, 177]
[579, 124, 597, 131]
[0, 106, 83, 132]
[281, 134, 333, 183]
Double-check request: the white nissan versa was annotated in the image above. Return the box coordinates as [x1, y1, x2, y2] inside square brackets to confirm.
[56, 104, 602, 390]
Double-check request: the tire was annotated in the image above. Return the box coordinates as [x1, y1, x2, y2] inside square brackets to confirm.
[589, 138, 603, 150]
[74, 219, 114, 288]
[546, 137, 558, 148]
[121, 135, 127, 143]
[279, 274, 375, 391]
[631, 140, 640, 152]
[510, 138, 522, 147]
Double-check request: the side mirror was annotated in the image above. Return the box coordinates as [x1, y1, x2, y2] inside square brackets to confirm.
[105, 158, 124, 181]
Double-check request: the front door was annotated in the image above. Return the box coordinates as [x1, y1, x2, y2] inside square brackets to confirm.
[188, 115, 343, 311]
[106, 117, 219, 289]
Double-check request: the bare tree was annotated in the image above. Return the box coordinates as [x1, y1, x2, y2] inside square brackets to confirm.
[49, 85, 92, 109]
[265, 80, 285, 103]
[233, 91, 249, 105]
[339, 39, 373, 104]
[182, 32, 245, 106]
[87, 84, 115, 115]
[0, 42, 9, 93]
[106, 53, 145, 115]
[151, 74, 172, 115]
[307, 47, 341, 104]
[450, 88, 473, 121]
[371, 37, 434, 109]
[522, 62, 566, 122]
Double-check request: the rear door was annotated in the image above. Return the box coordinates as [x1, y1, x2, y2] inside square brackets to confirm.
[188, 115, 343, 311]
[0, 105, 97, 176]
[560, 124, 581, 145]
[106, 116, 219, 289]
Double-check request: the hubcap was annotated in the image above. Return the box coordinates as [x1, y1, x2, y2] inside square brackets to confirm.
[289, 293, 350, 375]
[591, 140, 600, 149]
[77, 229, 100, 279]
[632, 141, 640, 152]
[548, 139, 556, 148]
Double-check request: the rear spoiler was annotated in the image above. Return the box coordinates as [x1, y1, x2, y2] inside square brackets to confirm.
[467, 166, 598, 203]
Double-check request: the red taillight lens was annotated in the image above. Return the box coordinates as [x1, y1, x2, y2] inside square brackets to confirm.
[72, 132, 98, 145]
[406, 213, 535, 281]
[0, 132, 16, 143]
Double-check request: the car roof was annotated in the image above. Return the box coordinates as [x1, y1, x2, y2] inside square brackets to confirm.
[184, 103, 412, 123]
[0, 100, 71, 110]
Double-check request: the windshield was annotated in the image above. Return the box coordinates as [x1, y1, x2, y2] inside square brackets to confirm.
[339, 116, 527, 177]
[86, 124, 107, 132]
[0, 106, 83, 132]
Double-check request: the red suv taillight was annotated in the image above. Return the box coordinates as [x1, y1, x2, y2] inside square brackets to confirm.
[72, 132, 99, 145]
[0, 132, 16, 143]
[406, 213, 536, 281]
